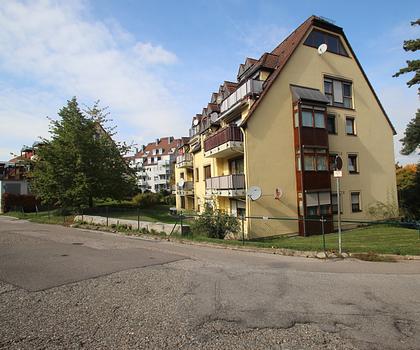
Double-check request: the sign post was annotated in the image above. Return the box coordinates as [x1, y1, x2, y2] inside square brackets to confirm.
[334, 156, 343, 254]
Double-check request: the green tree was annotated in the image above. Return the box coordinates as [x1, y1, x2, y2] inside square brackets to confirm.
[393, 19, 420, 91]
[30, 97, 136, 208]
[400, 109, 420, 155]
[396, 164, 420, 218]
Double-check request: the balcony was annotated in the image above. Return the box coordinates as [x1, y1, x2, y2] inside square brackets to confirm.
[205, 174, 245, 197]
[176, 181, 194, 196]
[220, 79, 263, 117]
[204, 125, 244, 158]
[176, 154, 193, 168]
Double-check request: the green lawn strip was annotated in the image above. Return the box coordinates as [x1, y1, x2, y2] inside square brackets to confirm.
[181, 225, 420, 256]
[2, 210, 73, 225]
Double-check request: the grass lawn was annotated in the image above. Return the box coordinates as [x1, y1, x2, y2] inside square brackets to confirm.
[93, 205, 177, 224]
[2, 204, 178, 225]
[185, 224, 420, 256]
[1, 210, 74, 225]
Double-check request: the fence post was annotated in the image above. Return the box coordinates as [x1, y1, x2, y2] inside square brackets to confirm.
[137, 206, 140, 231]
[180, 213, 183, 235]
[81, 207, 84, 223]
[106, 206, 109, 227]
[241, 215, 245, 245]
[48, 205, 51, 221]
[63, 208, 66, 225]
[321, 216, 326, 253]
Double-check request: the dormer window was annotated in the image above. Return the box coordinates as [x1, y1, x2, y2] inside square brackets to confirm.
[304, 29, 348, 56]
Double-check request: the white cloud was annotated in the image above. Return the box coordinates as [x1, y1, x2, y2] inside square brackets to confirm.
[0, 0, 186, 160]
[133, 42, 178, 64]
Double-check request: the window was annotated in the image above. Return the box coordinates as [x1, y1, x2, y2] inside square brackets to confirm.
[346, 117, 356, 135]
[331, 193, 343, 214]
[327, 114, 336, 134]
[348, 154, 358, 174]
[204, 165, 211, 180]
[229, 158, 244, 174]
[301, 109, 326, 129]
[180, 196, 185, 209]
[304, 29, 348, 56]
[195, 168, 199, 182]
[324, 78, 353, 108]
[303, 148, 328, 171]
[351, 192, 361, 212]
[305, 191, 331, 216]
[180, 172, 184, 179]
[314, 111, 325, 128]
[302, 110, 314, 127]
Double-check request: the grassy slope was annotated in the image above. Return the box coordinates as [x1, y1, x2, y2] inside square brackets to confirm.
[187, 225, 420, 256]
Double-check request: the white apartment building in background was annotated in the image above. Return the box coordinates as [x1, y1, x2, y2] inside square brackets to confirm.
[129, 137, 183, 193]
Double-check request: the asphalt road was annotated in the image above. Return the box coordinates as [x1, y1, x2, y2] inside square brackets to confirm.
[0, 216, 419, 349]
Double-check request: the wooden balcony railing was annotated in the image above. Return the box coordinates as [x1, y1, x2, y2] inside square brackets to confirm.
[204, 125, 243, 152]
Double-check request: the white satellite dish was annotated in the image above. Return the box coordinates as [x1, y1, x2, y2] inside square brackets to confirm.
[247, 186, 262, 201]
[178, 178, 185, 187]
[193, 119, 199, 126]
[318, 43, 328, 55]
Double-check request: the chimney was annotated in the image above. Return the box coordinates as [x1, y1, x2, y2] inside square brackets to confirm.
[156, 138, 159, 145]
[142, 145, 146, 152]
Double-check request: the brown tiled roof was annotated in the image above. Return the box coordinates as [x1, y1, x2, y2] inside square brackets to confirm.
[241, 16, 314, 125]
[133, 137, 181, 163]
[207, 103, 220, 113]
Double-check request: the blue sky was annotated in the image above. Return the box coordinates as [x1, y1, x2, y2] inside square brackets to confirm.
[0, 0, 419, 164]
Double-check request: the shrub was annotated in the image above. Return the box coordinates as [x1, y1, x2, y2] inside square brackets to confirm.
[162, 194, 176, 206]
[190, 204, 239, 239]
[2, 193, 40, 213]
[131, 192, 160, 208]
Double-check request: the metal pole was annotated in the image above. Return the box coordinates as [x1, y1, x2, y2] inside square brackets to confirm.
[321, 215, 326, 253]
[337, 177, 342, 254]
[106, 206, 109, 227]
[137, 206, 140, 231]
[180, 213, 183, 235]
[241, 215, 245, 245]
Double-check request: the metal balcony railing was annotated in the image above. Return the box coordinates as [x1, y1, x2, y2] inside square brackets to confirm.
[176, 153, 193, 165]
[205, 174, 245, 191]
[204, 125, 243, 152]
[177, 181, 194, 192]
[220, 79, 263, 113]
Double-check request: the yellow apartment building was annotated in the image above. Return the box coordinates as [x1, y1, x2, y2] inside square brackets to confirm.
[175, 16, 398, 238]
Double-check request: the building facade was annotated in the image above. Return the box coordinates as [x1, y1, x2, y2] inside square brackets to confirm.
[175, 16, 398, 238]
[131, 137, 182, 193]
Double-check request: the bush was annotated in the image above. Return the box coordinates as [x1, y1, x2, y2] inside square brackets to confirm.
[162, 194, 176, 206]
[132, 192, 160, 208]
[2, 193, 40, 213]
[190, 204, 239, 239]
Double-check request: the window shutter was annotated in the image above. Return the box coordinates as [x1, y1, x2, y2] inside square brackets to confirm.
[306, 193, 319, 206]
[319, 192, 331, 205]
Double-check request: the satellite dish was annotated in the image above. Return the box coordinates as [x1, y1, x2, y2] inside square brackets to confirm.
[318, 43, 328, 55]
[247, 186, 262, 201]
[193, 119, 199, 126]
[178, 178, 185, 187]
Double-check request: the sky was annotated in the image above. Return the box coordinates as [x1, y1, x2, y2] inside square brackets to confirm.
[0, 0, 419, 164]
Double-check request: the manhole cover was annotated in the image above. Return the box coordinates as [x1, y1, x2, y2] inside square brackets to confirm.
[61, 254, 69, 257]
[72, 242, 83, 245]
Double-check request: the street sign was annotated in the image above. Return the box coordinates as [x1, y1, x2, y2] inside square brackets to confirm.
[334, 170, 342, 177]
